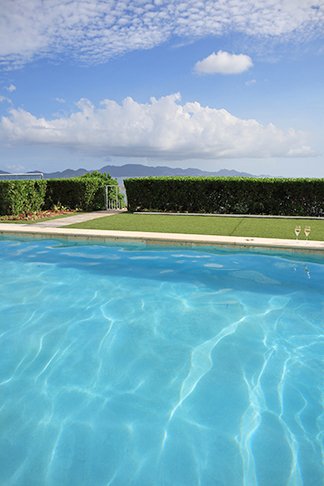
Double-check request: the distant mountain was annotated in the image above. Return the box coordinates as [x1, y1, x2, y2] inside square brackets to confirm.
[98, 164, 256, 178]
[43, 168, 89, 178]
[43, 163, 261, 179]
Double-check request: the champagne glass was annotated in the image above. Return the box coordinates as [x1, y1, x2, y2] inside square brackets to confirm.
[294, 225, 301, 240]
[304, 226, 311, 240]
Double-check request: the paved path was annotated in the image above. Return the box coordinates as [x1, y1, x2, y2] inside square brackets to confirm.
[34, 210, 120, 227]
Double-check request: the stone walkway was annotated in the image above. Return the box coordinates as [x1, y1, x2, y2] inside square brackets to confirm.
[33, 210, 120, 227]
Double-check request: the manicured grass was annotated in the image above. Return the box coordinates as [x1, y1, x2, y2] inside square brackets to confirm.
[67, 213, 324, 241]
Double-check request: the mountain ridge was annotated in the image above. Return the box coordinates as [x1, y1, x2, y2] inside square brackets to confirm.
[42, 164, 263, 178]
[0, 164, 269, 179]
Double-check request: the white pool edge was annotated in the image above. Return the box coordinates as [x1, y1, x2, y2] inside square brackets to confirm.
[0, 224, 323, 253]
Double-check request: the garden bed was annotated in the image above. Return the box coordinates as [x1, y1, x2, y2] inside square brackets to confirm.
[0, 209, 76, 223]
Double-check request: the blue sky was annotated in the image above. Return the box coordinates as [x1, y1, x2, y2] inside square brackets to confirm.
[0, 0, 323, 176]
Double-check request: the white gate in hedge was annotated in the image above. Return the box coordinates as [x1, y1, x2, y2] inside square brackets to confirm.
[104, 185, 122, 210]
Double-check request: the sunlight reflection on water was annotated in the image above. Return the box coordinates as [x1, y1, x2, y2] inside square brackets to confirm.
[0, 238, 323, 486]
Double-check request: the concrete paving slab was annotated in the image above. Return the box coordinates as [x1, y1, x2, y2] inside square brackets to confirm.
[34, 210, 120, 227]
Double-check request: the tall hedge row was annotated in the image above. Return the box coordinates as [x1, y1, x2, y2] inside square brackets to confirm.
[44, 178, 105, 211]
[45, 172, 122, 211]
[124, 177, 324, 216]
[0, 180, 47, 216]
[0, 173, 120, 216]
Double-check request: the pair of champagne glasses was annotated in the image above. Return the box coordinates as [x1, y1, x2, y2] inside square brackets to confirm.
[294, 225, 311, 240]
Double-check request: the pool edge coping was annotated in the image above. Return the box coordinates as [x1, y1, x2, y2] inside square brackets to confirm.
[0, 224, 323, 253]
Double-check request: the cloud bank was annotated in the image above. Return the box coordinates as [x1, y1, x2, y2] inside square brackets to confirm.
[0, 94, 312, 160]
[0, 0, 323, 67]
[195, 51, 253, 74]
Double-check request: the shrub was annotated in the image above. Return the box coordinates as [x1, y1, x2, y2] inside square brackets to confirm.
[124, 177, 324, 217]
[81, 171, 124, 208]
[0, 180, 47, 216]
[45, 178, 102, 211]
[0, 172, 123, 216]
[44, 172, 123, 211]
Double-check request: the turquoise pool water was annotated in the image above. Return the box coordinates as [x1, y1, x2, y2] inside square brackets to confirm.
[0, 237, 323, 486]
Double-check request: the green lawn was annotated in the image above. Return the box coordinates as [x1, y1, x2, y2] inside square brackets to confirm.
[67, 213, 324, 241]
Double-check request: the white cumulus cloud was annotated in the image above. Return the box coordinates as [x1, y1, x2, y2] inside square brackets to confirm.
[195, 51, 253, 75]
[6, 84, 16, 92]
[0, 93, 313, 160]
[0, 1, 323, 67]
[0, 95, 11, 104]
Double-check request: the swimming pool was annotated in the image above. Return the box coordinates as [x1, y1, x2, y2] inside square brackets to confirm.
[0, 237, 323, 485]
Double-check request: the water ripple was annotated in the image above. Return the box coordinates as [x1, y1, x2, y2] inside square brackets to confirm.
[0, 237, 323, 485]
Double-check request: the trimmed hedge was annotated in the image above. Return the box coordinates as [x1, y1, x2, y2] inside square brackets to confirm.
[0, 173, 121, 215]
[44, 172, 122, 211]
[0, 180, 47, 216]
[44, 178, 105, 211]
[124, 177, 324, 216]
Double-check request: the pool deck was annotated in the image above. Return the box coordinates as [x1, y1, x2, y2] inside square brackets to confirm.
[0, 210, 323, 253]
